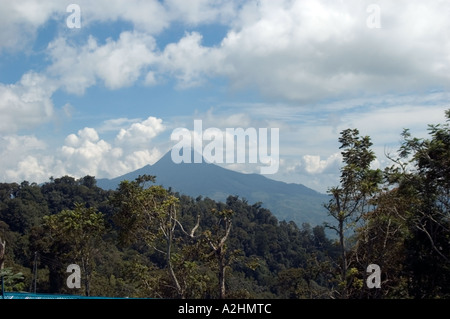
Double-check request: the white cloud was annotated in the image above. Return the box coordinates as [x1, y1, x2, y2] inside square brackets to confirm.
[0, 0, 61, 52]
[158, 31, 225, 88]
[137, 0, 450, 103]
[8, 0, 450, 104]
[5, 155, 49, 183]
[4, 0, 450, 104]
[76, 0, 169, 33]
[0, 116, 167, 183]
[0, 135, 46, 154]
[0, 0, 242, 53]
[61, 119, 165, 178]
[0, 72, 56, 133]
[0, 0, 169, 52]
[47, 31, 158, 94]
[0, 135, 49, 182]
[272, 155, 342, 193]
[61, 127, 112, 176]
[301, 153, 342, 175]
[116, 116, 166, 146]
[164, 0, 238, 25]
[212, 0, 450, 102]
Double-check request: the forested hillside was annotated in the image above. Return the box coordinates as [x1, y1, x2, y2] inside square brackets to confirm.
[0, 175, 337, 298]
[1, 110, 449, 299]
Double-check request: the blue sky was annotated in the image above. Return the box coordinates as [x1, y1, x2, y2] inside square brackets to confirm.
[0, 0, 449, 193]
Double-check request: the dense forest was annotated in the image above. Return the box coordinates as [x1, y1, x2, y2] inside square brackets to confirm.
[0, 110, 449, 299]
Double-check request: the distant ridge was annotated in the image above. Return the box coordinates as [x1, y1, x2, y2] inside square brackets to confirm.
[97, 152, 332, 227]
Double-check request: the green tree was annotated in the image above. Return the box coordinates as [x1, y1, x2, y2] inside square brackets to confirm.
[112, 175, 200, 298]
[0, 267, 24, 292]
[42, 203, 106, 296]
[0, 237, 25, 293]
[351, 188, 410, 298]
[0, 182, 48, 234]
[385, 109, 450, 298]
[202, 208, 235, 299]
[324, 128, 382, 298]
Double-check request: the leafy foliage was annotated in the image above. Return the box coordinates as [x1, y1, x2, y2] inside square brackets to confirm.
[0, 174, 336, 298]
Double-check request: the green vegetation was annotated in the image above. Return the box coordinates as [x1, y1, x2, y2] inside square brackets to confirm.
[0, 110, 449, 299]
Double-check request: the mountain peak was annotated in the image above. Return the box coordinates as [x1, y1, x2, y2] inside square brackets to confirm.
[156, 151, 175, 163]
[156, 149, 210, 166]
[97, 151, 330, 227]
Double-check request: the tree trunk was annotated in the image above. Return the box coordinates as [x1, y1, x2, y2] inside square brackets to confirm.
[338, 216, 348, 298]
[166, 229, 183, 298]
[0, 238, 5, 270]
[82, 257, 91, 296]
[218, 249, 226, 299]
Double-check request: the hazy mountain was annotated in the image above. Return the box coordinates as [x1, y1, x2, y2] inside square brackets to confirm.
[97, 152, 332, 227]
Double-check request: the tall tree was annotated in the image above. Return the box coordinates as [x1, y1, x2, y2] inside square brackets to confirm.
[112, 175, 200, 298]
[42, 203, 106, 296]
[203, 208, 234, 299]
[385, 109, 450, 298]
[324, 128, 382, 298]
[351, 188, 410, 298]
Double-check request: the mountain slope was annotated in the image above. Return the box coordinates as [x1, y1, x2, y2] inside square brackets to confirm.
[97, 152, 332, 227]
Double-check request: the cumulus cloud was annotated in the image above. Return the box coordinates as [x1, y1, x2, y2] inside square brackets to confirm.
[0, 135, 51, 182]
[61, 127, 113, 176]
[5, 155, 50, 183]
[0, 116, 167, 183]
[47, 31, 158, 94]
[116, 116, 166, 146]
[301, 153, 342, 175]
[158, 31, 225, 88]
[211, 0, 450, 102]
[59, 118, 166, 178]
[8, 0, 450, 103]
[4, 0, 450, 103]
[0, 72, 56, 133]
[0, 0, 61, 52]
[127, 0, 450, 103]
[0, 0, 166, 52]
[0, 134, 46, 155]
